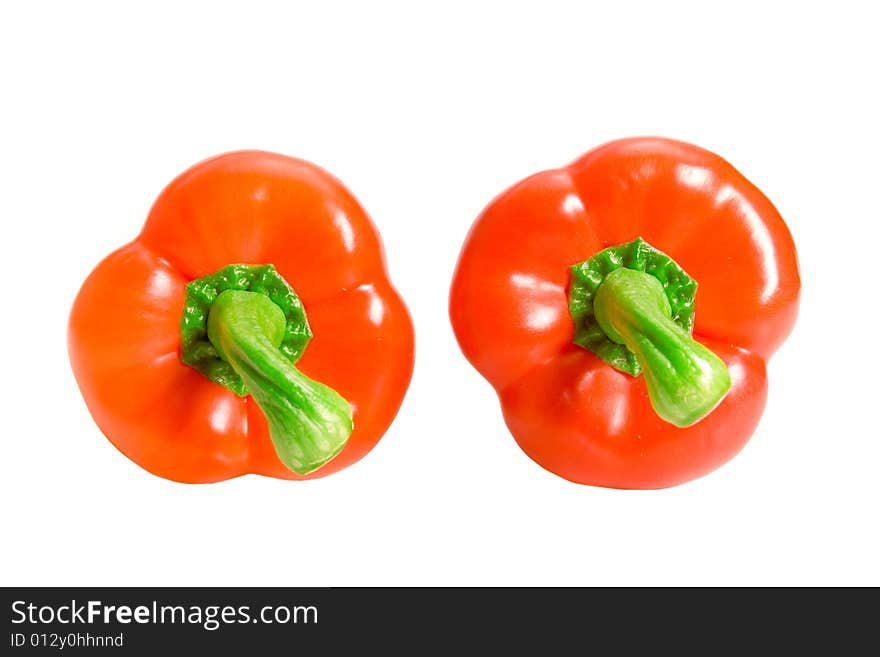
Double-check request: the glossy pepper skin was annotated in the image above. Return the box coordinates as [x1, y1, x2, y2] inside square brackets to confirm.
[69, 151, 415, 483]
[449, 137, 800, 489]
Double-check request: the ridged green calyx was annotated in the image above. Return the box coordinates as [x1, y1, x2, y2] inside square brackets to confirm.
[181, 264, 352, 474]
[569, 238, 730, 427]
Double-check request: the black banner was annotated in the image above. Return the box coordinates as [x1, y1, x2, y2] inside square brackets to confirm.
[1, 587, 875, 653]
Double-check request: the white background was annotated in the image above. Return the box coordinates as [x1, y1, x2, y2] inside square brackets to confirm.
[2, 1, 878, 586]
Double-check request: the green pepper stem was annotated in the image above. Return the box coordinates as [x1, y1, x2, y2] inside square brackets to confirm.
[593, 268, 731, 427]
[207, 290, 352, 474]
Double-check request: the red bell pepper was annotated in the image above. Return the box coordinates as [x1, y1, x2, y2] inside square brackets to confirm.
[449, 137, 800, 489]
[69, 151, 415, 483]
